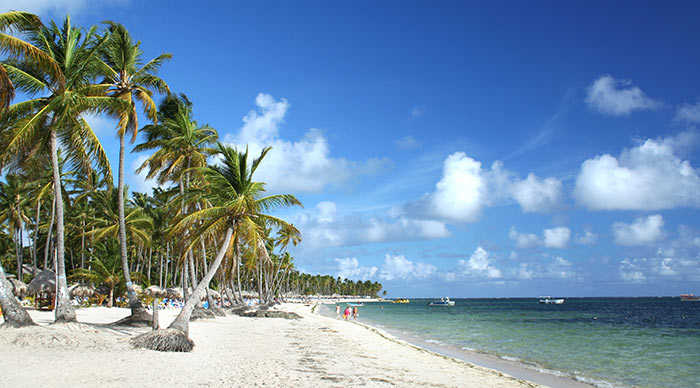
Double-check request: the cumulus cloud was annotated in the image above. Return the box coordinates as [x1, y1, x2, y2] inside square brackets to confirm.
[294, 202, 450, 252]
[512, 174, 562, 212]
[508, 226, 541, 248]
[612, 215, 665, 246]
[619, 259, 646, 283]
[334, 258, 377, 280]
[224, 93, 391, 194]
[546, 256, 575, 279]
[576, 228, 599, 245]
[457, 246, 502, 279]
[585, 74, 661, 116]
[543, 227, 571, 248]
[675, 101, 700, 124]
[395, 135, 421, 150]
[574, 134, 700, 210]
[409, 152, 563, 221]
[379, 254, 436, 281]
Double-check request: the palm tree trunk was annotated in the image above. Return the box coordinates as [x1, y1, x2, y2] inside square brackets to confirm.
[44, 195, 55, 269]
[118, 132, 147, 317]
[80, 220, 85, 269]
[50, 129, 76, 323]
[0, 261, 34, 327]
[32, 199, 40, 276]
[169, 226, 233, 334]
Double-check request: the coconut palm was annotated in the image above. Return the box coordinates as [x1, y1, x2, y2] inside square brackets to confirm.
[132, 143, 301, 351]
[134, 94, 217, 297]
[99, 21, 170, 323]
[0, 174, 30, 281]
[0, 16, 124, 322]
[0, 11, 58, 109]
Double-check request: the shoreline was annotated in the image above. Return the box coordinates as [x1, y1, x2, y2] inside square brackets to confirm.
[1, 304, 549, 388]
[317, 302, 598, 388]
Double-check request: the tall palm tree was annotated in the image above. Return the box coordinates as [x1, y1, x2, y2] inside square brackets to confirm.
[134, 94, 217, 297]
[132, 143, 301, 351]
[99, 21, 170, 323]
[0, 174, 29, 281]
[0, 16, 124, 322]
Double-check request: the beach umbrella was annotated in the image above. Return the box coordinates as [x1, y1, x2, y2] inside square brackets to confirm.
[9, 278, 28, 298]
[165, 287, 183, 299]
[201, 289, 221, 300]
[27, 269, 56, 295]
[133, 284, 143, 294]
[144, 285, 167, 298]
[69, 283, 95, 298]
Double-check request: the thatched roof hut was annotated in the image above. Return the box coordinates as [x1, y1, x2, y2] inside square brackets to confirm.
[144, 285, 167, 298]
[27, 270, 55, 295]
[69, 283, 95, 298]
[165, 287, 182, 299]
[9, 278, 28, 298]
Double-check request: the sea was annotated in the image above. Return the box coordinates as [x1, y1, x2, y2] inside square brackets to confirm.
[320, 297, 700, 388]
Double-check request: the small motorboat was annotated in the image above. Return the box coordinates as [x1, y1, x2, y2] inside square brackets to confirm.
[538, 297, 565, 304]
[680, 294, 700, 301]
[392, 298, 410, 304]
[347, 302, 364, 307]
[428, 297, 455, 307]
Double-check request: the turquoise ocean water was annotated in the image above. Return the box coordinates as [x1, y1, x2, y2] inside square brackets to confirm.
[321, 298, 699, 388]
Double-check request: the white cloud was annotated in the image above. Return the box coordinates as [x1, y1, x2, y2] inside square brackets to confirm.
[130, 154, 158, 194]
[395, 135, 421, 150]
[411, 105, 425, 118]
[515, 263, 534, 279]
[293, 202, 450, 252]
[512, 174, 562, 212]
[334, 258, 377, 281]
[546, 256, 574, 279]
[576, 228, 598, 245]
[574, 135, 700, 210]
[612, 215, 664, 246]
[1, 0, 129, 16]
[619, 259, 647, 283]
[508, 226, 541, 248]
[82, 113, 114, 136]
[675, 102, 700, 124]
[379, 254, 436, 281]
[543, 227, 571, 249]
[585, 74, 661, 116]
[457, 246, 502, 279]
[225, 93, 391, 194]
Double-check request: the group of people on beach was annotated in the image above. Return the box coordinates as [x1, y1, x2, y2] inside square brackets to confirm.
[336, 304, 359, 320]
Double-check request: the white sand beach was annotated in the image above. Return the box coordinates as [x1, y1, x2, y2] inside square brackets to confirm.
[0, 305, 544, 388]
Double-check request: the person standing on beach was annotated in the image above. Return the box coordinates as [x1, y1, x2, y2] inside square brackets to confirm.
[352, 306, 359, 320]
[336, 304, 340, 318]
[344, 306, 351, 320]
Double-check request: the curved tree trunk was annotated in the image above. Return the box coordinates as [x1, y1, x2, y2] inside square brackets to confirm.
[50, 130, 76, 323]
[169, 226, 233, 334]
[32, 199, 40, 276]
[44, 196, 55, 269]
[0, 261, 34, 327]
[117, 133, 150, 324]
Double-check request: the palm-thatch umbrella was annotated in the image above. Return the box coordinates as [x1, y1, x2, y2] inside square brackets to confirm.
[165, 287, 183, 299]
[69, 283, 95, 298]
[144, 285, 167, 298]
[27, 269, 56, 295]
[9, 278, 28, 298]
[204, 289, 221, 300]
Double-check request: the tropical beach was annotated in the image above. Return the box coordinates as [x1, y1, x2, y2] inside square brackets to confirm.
[0, 303, 548, 388]
[2, 2, 700, 388]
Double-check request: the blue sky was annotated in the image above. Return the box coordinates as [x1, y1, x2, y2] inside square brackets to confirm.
[5, 1, 700, 297]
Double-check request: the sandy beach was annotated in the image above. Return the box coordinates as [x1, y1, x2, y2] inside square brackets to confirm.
[0, 304, 546, 388]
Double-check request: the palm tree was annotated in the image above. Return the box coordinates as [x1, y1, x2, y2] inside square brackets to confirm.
[99, 21, 170, 323]
[132, 143, 301, 351]
[0, 11, 58, 109]
[134, 94, 217, 298]
[0, 16, 124, 322]
[0, 174, 29, 281]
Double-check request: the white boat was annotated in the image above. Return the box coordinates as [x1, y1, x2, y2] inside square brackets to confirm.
[428, 297, 455, 307]
[538, 296, 564, 304]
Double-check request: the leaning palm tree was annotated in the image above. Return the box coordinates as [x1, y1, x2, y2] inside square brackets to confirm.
[0, 16, 124, 322]
[99, 21, 170, 324]
[0, 260, 34, 327]
[132, 143, 301, 351]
